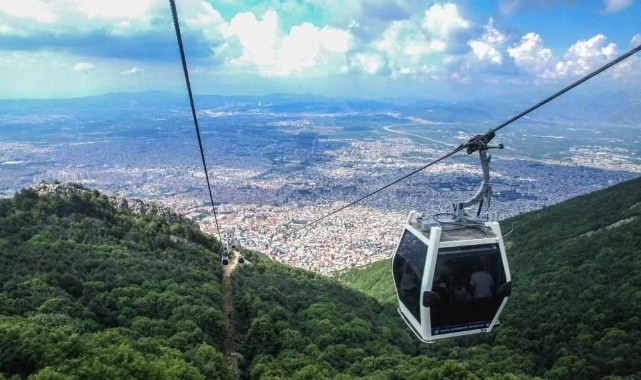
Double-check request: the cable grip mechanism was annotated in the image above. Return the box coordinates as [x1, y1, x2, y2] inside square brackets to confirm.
[453, 132, 504, 220]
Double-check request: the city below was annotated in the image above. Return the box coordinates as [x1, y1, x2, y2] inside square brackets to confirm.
[1, 92, 640, 275]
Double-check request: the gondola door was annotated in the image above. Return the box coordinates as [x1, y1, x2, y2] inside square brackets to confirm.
[392, 225, 439, 342]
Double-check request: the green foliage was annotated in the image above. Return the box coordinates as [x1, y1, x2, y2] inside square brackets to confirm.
[0, 186, 229, 379]
[338, 259, 397, 304]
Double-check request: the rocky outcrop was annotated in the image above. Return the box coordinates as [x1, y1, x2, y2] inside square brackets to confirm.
[30, 182, 196, 227]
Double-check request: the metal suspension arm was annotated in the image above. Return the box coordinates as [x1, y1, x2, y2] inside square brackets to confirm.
[453, 133, 503, 220]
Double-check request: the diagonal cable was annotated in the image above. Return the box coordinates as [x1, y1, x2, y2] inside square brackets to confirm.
[169, 0, 221, 238]
[486, 43, 641, 138]
[298, 42, 641, 232]
[295, 147, 465, 232]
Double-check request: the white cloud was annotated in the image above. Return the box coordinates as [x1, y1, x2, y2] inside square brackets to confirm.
[277, 23, 352, 74]
[508, 33, 623, 83]
[468, 19, 506, 65]
[0, 23, 26, 36]
[223, 10, 353, 76]
[348, 52, 387, 74]
[469, 40, 502, 64]
[278, 23, 321, 73]
[227, 11, 279, 70]
[0, 0, 57, 23]
[182, 0, 228, 45]
[508, 33, 555, 78]
[73, 62, 94, 71]
[603, 0, 634, 12]
[555, 34, 617, 77]
[421, 3, 470, 39]
[319, 27, 352, 53]
[0, 0, 170, 38]
[370, 20, 437, 75]
[611, 34, 641, 79]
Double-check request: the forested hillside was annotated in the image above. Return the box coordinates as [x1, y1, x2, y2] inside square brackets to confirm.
[342, 176, 641, 379]
[1, 178, 640, 379]
[0, 185, 230, 379]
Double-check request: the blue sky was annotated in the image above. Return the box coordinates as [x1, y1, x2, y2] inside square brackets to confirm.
[0, 0, 639, 99]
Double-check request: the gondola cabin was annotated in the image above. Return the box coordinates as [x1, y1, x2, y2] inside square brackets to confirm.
[392, 211, 511, 342]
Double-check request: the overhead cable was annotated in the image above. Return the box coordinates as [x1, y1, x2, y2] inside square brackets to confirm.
[169, 0, 222, 238]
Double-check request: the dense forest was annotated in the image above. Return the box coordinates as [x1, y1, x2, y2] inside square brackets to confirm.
[1, 178, 640, 379]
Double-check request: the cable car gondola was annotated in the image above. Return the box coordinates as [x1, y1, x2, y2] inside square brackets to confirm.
[392, 135, 512, 342]
[222, 244, 230, 266]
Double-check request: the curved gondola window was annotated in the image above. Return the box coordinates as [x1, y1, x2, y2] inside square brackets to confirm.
[393, 230, 428, 320]
[430, 243, 507, 334]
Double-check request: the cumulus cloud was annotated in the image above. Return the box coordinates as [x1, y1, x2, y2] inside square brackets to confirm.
[0, 0, 57, 23]
[343, 3, 474, 77]
[73, 62, 94, 71]
[421, 3, 470, 39]
[1, 0, 636, 95]
[370, 20, 440, 75]
[507, 32, 556, 79]
[347, 52, 388, 75]
[0, 0, 164, 35]
[508, 33, 623, 82]
[222, 10, 353, 76]
[468, 19, 506, 65]
[555, 34, 616, 77]
[0, 0, 216, 61]
[603, 0, 634, 12]
[611, 34, 641, 79]
[226, 11, 279, 69]
[0, 0, 472, 80]
[421, 3, 473, 55]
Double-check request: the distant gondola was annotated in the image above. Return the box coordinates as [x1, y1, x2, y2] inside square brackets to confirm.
[222, 245, 230, 265]
[391, 134, 511, 342]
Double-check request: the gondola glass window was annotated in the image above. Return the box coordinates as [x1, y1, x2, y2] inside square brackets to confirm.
[392, 230, 428, 320]
[430, 244, 507, 336]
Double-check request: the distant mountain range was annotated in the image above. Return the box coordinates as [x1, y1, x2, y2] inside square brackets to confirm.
[2, 89, 640, 125]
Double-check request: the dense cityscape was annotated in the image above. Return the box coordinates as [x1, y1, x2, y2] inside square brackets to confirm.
[1, 93, 640, 275]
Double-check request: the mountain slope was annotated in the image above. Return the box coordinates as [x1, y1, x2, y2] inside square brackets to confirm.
[0, 184, 230, 379]
[2, 178, 641, 379]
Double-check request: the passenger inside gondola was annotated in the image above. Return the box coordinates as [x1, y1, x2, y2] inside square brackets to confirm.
[470, 262, 495, 298]
[452, 279, 471, 302]
[432, 275, 451, 304]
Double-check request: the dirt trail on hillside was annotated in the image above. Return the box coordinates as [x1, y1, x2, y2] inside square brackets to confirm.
[222, 252, 239, 359]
